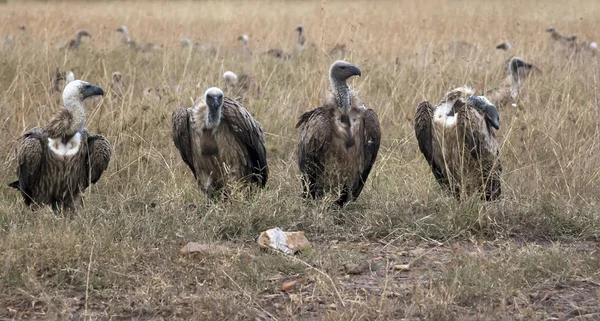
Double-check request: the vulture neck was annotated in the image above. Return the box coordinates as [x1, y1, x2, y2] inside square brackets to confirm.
[330, 79, 352, 111]
[64, 97, 86, 135]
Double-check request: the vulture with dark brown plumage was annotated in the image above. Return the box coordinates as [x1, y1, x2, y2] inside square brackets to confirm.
[296, 60, 381, 207]
[414, 87, 502, 201]
[9, 80, 111, 212]
[172, 87, 268, 198]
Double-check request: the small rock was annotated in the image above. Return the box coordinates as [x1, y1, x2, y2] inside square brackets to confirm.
[175, 232, 185, 238]
[344, 263, 366, 275]
[328, 303, 337, 309]
[394, 264, 410, 271]
[281, 280, 297, 291]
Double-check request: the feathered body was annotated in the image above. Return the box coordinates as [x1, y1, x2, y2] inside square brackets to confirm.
[297, 60, 381, 207]
[414, 87, 501, 201]
[487, 57, 536, 108]
[172, 88, 268, 198]
[9, 80, 111, 212]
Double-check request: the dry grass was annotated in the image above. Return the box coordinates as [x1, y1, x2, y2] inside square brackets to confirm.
[1, 0, 600, 320]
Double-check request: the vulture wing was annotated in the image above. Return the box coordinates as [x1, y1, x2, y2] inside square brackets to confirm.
[172, 107, 197, 179]
[456, 104, 502, 201]
[10, 128, 44, 205]
[221, 97, 269, 187]
[351, 108, 381, 199]
[296, 107, 331, 198]
[86, 132, 112, 186]
[414, 101, 451, 189]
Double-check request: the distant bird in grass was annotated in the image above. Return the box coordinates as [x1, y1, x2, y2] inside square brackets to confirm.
[496, 41, 512, 51]
[50, 69, 75, 95]
[180, 38, 218, 56]
[414, 87, 502, 201]
[238, 34, 252, 56]
[265, 48, 292, 59]
[487, 57, 537, 108]
[223, 71, 259, 99]
[296, 25, 306, 48]
[296, 60, 381, 207]
[9, 80, 111, 212]
[60, 29, 91, 50]
[172, 87, 268, 198]
[110, 71, 126, 104]
[546, 27, 577, 44]
[116, 25, 137, 48]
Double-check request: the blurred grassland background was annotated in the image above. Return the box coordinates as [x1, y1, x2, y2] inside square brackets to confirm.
[0, 0, 599, 320]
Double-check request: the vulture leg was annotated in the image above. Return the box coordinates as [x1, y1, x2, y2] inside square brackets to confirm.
[300, 151, 325, 199]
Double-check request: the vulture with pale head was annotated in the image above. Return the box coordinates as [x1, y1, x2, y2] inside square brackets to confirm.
[9, 80, 111, 212]
[172, 87, 268, 198]
[414, 87, 502, 201]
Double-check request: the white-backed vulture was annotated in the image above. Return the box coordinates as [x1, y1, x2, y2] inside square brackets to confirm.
[172, 87, 268, 198]
[238, 34, 252, 55]
[110, 71, 126, 103]
[116, 25, 137, 48]
[296, 25, 306, 47]
[9, 80, 111, 212]
[486, 57, 536, 108]
[265, 48, 291, 59]
[546, 27, 577, 44]
[414, 87, 502, 201]
[180, 38, 218, 55]
[296, 60, 381, 207]
[223, 71, 259, 98]
[62, 29, 91, 50]
[496, 41, 512, 51]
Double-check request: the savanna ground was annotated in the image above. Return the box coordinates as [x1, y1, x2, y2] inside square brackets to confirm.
[1, 0, 600, 320]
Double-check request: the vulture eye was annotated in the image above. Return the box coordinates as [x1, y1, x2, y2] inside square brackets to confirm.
[340, 66, 346, 70]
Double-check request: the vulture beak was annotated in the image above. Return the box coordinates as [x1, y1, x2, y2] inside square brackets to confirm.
[485, 105, 500, 130]
[213, 96, 221, 108]
[350, 65, 362, 77]
[82, 85, 105, 100]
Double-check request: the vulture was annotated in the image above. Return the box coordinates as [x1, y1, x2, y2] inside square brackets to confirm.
[223, 71, 259, 98]
[116, 25, 137, 48]
[265, 48, 291, 59]
[238, 34, 252, 55]
[172, 87, 268, 198]
[63, 29, 91, 50]
[180, 38, 218, 55]
[414, 87, 502, 201]
[296, 60, 381, 207]
[546, 27, 577, 44]
[495, 41, 512, 51]
[9, 80, 111, 212]
[487, 57, 536, 108]
[110, 71, 126, 103]
[296, 25, 306, 47]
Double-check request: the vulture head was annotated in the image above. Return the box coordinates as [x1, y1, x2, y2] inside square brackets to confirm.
[496, 41, 511, 51]
[180, 38, 192, 47]
[329, 60, 361, 83]
[223, 71, 239, 86]
[116, 26, 129, 34]
[238, 34, 249, 45]
[508, 57, 536, 84]
[468, 95, 500, 130]
[76, 29, 91, 39]
[546, 26, 556, 33]
[63, 80, 104, 109]
[296, 25, 303, 34]
[112, 71, 122, 83]
[203, 87, 224, 127]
